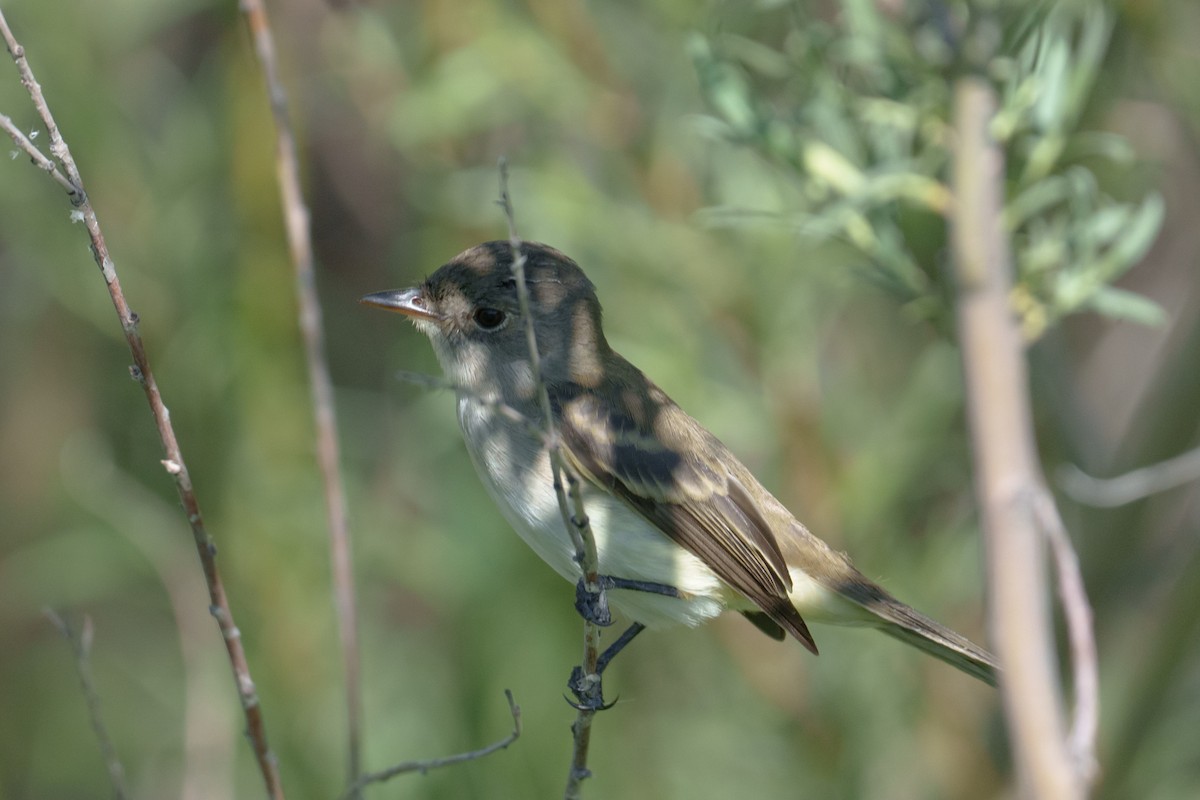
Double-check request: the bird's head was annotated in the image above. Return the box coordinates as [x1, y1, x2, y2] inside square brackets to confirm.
[362, 241, 610, 398]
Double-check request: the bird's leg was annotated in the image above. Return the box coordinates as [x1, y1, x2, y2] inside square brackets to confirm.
[594, 620, 646, 674]
[567, 622, 646, 711]
[573, 575, 682, 627]
[567, 573, 675, 709]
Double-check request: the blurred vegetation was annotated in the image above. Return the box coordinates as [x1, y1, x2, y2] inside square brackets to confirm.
[0, 1, 1197, 799]
[691, 1, 1163, 340]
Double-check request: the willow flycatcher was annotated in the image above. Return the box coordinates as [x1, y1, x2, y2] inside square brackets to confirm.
[363, 241, 997, 693]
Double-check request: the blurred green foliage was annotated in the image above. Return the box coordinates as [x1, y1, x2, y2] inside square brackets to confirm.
[1, 1, 1197, 799]
[691, 1, 1164, 340]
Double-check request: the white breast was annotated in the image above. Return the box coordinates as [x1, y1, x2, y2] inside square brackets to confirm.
[456, 396, 728, 629]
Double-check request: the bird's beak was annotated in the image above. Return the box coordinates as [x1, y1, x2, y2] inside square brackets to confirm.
[359, 287, 440, 322]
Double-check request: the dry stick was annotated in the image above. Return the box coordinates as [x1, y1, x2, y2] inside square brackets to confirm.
[342, 401, 522, 795]
[1034, 493, 1099, 784]
[495, 161, 604, 800]
[1059, 445, 1200, 508]
[949, 76, 1094, 799]
[0, 112, 76, 193]
[0, 10, 286, 799]
[337, 691, 522, 800]
[44, 612, 131, 800]
[559, 472, 605, 800]
[235, 1, 364, 793]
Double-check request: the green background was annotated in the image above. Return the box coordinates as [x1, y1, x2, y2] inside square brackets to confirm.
[1, 1, 1197, 798]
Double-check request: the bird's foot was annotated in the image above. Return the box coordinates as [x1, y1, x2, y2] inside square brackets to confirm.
[574, 577, 613, 627]
[573, 575, 681, 627]
[564, 622, 646, 711]
[566, 666, 615, 711]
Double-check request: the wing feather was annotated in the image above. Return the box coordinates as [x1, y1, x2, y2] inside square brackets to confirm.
[553, 377, 817, 653]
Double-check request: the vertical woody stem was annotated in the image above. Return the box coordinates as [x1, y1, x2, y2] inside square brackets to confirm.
[950, 76, 1085, 800]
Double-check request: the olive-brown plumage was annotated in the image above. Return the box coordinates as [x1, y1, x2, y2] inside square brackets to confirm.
[363, 241, 997, 684]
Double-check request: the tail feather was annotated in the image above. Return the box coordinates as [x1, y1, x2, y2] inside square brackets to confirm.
[877, 612, 998, 686]
[831, 570, 998, 685]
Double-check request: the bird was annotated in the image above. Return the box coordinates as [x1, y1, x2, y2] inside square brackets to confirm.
[362, 240, 998, 690]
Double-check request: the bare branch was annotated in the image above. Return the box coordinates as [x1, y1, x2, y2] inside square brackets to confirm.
[235, 1, 363, 792]
[1034, 492, 1099, 784]
[0, 15, 82, 202]
[949, 75, 1095, 798]
[44, 611, 130, 800]
[0, 9, 285, 798]
[338, 691, 521, 800]
[0, 112, 76, 194]
[559, 469, 606, 800]
[1058, 446, 1200, 508]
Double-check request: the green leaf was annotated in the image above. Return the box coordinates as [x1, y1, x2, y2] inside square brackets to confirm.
[1086, 286, 1167, 327]
[1005, 168, 1094, 230]
[1062, 131, 1136, 164]
[1095, 193, 1165, 282]
[803, 140, 866, 196]
[1032, 37, 1070, 133]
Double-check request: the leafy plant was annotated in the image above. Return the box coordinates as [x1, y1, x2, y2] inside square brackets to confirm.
[690, 1, 1162, 340]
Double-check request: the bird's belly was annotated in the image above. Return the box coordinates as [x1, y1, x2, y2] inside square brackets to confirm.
[458, 401, 727, 628]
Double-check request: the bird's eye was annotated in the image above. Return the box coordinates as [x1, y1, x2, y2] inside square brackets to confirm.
[473, 307, 506, 330]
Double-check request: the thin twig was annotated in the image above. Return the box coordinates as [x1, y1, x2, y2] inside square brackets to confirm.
[0, 10, 285, 799]
[1034, 492, 1099, 784]
[560, 471, 605, 800]
[0, 112, 77, 194]
[949, 75, 1093, 799]
[235, 1, 363, 793]
[44, 611, 131, 800]
[338, 690, 521, 800]
[496, 160, 604, 799]
[1058, 445, 1200, 508]
[0, 19, 82, 204]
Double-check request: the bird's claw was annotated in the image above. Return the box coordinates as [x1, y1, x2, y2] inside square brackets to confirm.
[574, 577, 614, 627]
[565, 666, 618, 711]
[574, 575, 681, 627]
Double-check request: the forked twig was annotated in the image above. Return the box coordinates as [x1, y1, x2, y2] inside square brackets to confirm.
[338, 691, 521, 800]
[0, 111, 76, 193]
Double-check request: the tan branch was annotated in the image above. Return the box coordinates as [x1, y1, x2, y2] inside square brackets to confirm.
[949, 75, 1096, 799]
[338, 691, 521, 800]
[0, 111, 76, 194]
[1059, 445, 1200, 507]
[235, 1, 364, 792]
[0, 9, 285, 798]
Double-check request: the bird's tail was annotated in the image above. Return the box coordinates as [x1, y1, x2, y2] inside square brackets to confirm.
[831, 570, 998, 685]
[872, 601, 998, 685]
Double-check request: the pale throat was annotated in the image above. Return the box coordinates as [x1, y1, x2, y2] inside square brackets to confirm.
[429, 333, 539, 405]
